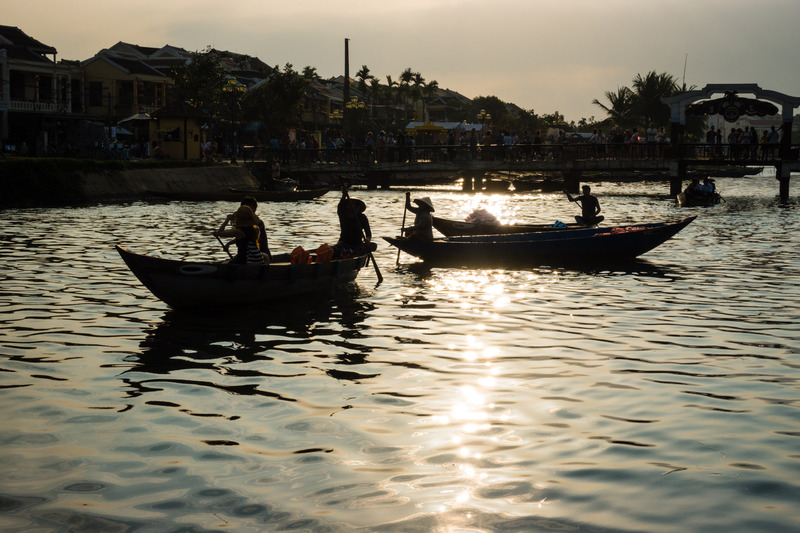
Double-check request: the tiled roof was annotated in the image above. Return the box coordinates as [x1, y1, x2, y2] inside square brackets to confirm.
[0, 25, 57, 54]
[103, 56, 167, 77]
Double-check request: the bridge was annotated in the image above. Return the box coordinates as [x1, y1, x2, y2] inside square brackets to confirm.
[244, 141, 799, 199]
[243, 84, 799, 200]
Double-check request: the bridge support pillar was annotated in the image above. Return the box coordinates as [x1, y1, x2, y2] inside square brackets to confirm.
[366, 171, 391, 190]
[669, 161, 685, 198]
[777, 163, 790, 201]
[462, 173, 475, 192]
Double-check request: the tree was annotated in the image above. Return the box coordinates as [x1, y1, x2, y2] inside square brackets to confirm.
[368, 77, 381, 121]
[242, 63, 308, 135]
[422, 80, 439, 121]
[398, 68, 416, 122]
[356, 65, 374, 93]
[539, 111, 572, 131]
[592, 86, 635, 129]
[302, 66, 318, 79]
[469, 96, 507, 127]
[631, 71, 681, 127]
[170, 46, 227, 118]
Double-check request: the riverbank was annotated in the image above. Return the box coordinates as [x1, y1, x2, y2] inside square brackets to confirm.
[0, 158, 260, 208]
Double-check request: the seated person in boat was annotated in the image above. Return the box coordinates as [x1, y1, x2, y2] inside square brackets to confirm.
[213, 204, 268, 264]
[684, 178, 701, 197]
[240, 196, 271, 262]
[402, 192, 435, 241]
[334, 188, 375, 259]
[465, 207, 500, 225]
[566, 185, 604, 226]
[698, 177, 715, 194]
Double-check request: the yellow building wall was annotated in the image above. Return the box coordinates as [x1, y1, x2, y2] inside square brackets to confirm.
[152, 116, 204, 160]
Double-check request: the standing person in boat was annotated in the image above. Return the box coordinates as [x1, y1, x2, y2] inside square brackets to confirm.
[334, 186, 375, 259]
[213, 204, 267, 264]
[566, 185, 604, 226]
[401, 192, 435, 241]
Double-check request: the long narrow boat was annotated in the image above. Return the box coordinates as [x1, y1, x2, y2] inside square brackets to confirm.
[116, 245, 368, 308]
[385, 217, 696, 267]
[146, 187, 330, 202]
[432, 216, 588, 237]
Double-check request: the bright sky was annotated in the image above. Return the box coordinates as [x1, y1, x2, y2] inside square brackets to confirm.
[8, 0, 800, 121]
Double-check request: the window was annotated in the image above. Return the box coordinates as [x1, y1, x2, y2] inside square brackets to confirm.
[89, 82, 104, 107]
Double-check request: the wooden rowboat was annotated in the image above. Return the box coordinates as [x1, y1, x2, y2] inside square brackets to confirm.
[385, 217, 696, 267]
[432, 216, 588, 237]
[677, 191, 722, 207]
[116, 245, 368, 308]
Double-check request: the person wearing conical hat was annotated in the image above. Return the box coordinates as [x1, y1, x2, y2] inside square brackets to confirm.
[334, 184, 374, 259]
[402, 192, 435, 241]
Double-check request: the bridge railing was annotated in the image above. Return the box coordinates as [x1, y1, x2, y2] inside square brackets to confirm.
[242, 141, 794, 168]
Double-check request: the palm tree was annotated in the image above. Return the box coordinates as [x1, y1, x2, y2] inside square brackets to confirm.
[631, 71, 680, 127]
[302, 66, 318, 79]
[422, 80, 439, 122]
[411, 72, 425, 121]
[385, 75, 398, 126]
[399, 68, 415, 122]
[356, 65, 374, 93]
[367, 77, 381, 121]
[592, 86, 635, 128]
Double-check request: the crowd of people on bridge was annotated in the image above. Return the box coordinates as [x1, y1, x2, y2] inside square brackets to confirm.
[703, 124, 782, 161]
[244, 121, 786, 168]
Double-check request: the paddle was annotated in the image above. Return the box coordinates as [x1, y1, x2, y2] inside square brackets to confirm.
[215, 235, 233, 259]
[396, 192, 409, 266]
[340, 180, 383, 283]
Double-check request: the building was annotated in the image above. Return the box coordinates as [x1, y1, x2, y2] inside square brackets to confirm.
[1, 25, 83, 155]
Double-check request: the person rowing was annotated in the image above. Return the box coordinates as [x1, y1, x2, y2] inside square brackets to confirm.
[213, 204, 269, 264]
[334, 185, 377, 259]
[566, 185, 604, 226]
[401, 193, 435, 241]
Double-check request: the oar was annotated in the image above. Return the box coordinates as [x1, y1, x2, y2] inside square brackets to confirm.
[396, 193, 408, 266]
[340, 180, 383, 283]
[215, 235, 233, 259]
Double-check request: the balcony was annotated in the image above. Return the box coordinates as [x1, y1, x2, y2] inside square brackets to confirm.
[9, 100, 60, 113]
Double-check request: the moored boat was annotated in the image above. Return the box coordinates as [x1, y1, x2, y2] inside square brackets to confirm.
[385, 217, 696, 267]
[116, 245, 368, 308]
[432, 216, 588, 237]
[146, 187, 330, 202]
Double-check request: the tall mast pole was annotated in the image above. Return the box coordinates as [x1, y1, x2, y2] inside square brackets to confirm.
[343, 38, 350, 137]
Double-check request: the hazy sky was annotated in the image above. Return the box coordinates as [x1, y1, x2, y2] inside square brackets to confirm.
[7, 0, 800, 121]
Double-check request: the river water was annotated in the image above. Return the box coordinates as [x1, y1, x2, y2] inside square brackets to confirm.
[1, 171, 799, 532]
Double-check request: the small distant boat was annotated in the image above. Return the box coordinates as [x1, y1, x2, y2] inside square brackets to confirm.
[146, 187, 330, 202]
[677, 191, 722, 207]
[707, 167, 762, 178]
[116, 245, 367, 308]
[482, 179, 511, 192]
[433, 216, 588, 237]
[228, 187, 330, 201]
[385, 217, 696, 267]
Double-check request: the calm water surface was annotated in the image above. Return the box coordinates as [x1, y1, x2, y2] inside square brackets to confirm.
[1, 173, 799, 532]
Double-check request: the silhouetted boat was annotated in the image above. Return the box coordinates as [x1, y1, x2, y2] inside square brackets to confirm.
[116, 245, 367, 308]
[385, 217, 696, 267]
[432, 216, 588, 237]
[146, 187, 330, 202]
[677, 191, 722, 207]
